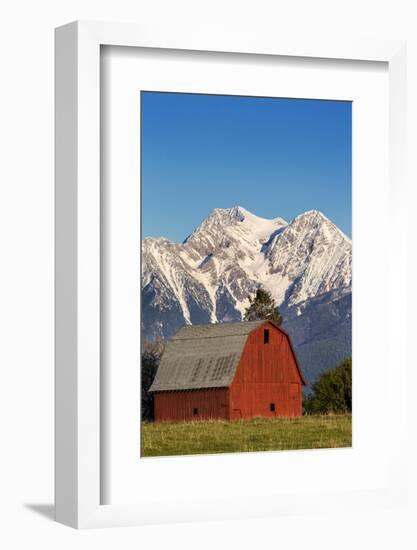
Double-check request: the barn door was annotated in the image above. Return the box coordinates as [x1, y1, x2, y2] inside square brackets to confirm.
[220, 402, 229, 420]
[290, 384, 300, 415]
[290, 384, 299, 400]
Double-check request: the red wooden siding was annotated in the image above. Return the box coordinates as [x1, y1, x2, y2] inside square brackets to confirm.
[229, 324, 302, 418]
[154, 388, 229, 422]
[152, 321, 303, 421]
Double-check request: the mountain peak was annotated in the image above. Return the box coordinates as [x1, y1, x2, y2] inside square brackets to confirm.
[207, 206, 288, 227]
[184, 206, 288, 247]
[290, 210, 350, 242]
[294, 209, 328, 222]
[212, 205, 247, 223]
[185, 206, 249, 241]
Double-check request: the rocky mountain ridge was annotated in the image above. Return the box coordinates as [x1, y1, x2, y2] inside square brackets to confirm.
[142, 206, 352, 382]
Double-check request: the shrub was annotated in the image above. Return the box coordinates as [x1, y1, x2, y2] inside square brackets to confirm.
[141, 340, 165, 421]
[303, 357, 352, 414]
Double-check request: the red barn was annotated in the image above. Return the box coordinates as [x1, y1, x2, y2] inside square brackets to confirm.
[149, 320, 306, 421]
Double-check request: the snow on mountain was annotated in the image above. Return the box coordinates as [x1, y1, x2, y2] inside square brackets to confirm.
[262, 210, 351, 306]
[142, 206, 352, 356]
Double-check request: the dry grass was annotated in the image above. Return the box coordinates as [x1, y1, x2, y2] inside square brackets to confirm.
[141, 414, 352, 457]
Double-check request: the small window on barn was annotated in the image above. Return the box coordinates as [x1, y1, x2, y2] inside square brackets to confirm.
[193, 408, 198, 415]
[270, 403, 275, 412]
[264, 329, 270, 344]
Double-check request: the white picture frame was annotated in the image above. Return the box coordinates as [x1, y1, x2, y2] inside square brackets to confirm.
[55, 21, 407, 529]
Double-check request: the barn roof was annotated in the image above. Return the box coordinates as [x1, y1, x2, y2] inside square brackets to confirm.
[171, 320, 265, 340]
[149, 320, 305, 392]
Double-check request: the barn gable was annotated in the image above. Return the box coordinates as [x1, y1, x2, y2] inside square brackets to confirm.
[271, 325, 307, 385]
[149, 320, 305, 392]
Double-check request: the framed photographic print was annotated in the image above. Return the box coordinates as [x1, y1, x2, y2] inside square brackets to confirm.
[55, 21, 408, 528]
[139, 91, 352, 456]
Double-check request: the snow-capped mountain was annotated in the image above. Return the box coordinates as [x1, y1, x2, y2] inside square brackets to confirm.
[142, 206, 352, 382]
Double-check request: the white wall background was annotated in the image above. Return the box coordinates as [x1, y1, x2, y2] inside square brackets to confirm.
[0, 0, 416, 548]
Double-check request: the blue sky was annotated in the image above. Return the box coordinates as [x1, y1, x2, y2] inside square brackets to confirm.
[141, 92, 352, 241]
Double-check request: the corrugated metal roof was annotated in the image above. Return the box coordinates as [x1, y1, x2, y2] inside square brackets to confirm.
[172, 320, 265, 340]
[149, 321, 265, 392]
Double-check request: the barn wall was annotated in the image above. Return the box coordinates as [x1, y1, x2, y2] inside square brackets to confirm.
[230, 324, 302, 418]
[154, 388, 230, 422]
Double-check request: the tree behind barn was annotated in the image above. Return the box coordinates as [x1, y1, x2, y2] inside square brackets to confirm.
[304, 357, 352, 414]
[141, 339, 165, 421]
[243, 288, 282, 325]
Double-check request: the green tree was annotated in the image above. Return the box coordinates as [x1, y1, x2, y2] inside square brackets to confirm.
[141, 340, 165, 421]
[243, 288, 282, 325]
[304, 357, 352, 414]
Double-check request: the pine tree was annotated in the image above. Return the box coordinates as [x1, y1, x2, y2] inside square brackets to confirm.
[243, 288, 282, 325]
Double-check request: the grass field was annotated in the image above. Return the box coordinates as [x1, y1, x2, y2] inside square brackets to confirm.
[141, 414, 352, 457]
